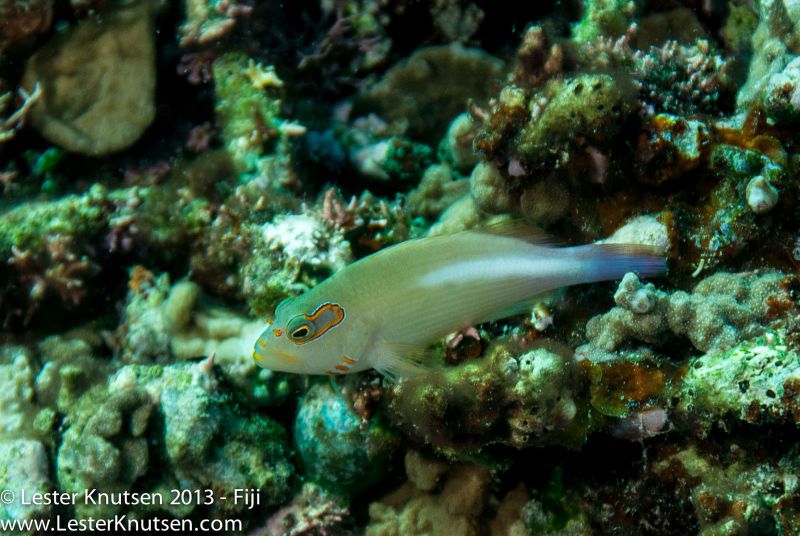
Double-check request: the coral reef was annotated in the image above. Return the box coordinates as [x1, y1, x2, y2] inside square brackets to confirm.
[212, 52, 300, 174]
[354, 44, 504, 143]
[240, 213, 352, 316]
[2, 0, 800, 533]
[256, 483, 351, 536]
[367, 451, 497, 536]
[58, 359, 294, 519]
[0, 346, 40, 441]
[677, 330, 800, 433]
[0, 0, 53, 49]
[294, 382, 398, 496]
[116, 268, 296, 406]
[652, 444, 800, 535]
[578, 271, 791, 360]
[387, 342, 586, 456]
[179, 0, 251, 47]
[0, 440, 51, 523]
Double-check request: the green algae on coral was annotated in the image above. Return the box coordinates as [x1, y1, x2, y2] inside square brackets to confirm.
[212, 52, 298, 176]
[677, 331, 800, 433]
[388, 342, 589, 457]
[517, 73, 637, 171]
[570, 0, 641, 43]
[0, 184, 111, 256]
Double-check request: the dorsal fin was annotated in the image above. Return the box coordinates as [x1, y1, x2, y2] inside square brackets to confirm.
[468, 218, 560, 246]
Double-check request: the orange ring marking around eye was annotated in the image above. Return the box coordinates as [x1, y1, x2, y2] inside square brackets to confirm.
[291, 302, 345, 345]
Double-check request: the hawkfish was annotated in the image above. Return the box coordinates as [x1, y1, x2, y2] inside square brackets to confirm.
[253, 225, 665, 378]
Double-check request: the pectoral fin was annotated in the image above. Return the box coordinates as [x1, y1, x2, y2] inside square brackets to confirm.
[369, 338, 432, 381]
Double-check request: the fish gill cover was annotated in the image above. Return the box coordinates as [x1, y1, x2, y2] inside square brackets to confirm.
[0, 0, 799, 535]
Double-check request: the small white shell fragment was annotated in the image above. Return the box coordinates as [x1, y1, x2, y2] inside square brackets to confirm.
[745, 175, 779, 214]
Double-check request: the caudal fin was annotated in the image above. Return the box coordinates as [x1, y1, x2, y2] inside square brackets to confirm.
[570, 243, 667, 283]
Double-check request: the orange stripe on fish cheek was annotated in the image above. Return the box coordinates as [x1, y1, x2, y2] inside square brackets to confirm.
[334, 365, 349, 371]
[252, 352, 264, 362]
[273, 329, 283, 337]
[341, 356, 356, 365]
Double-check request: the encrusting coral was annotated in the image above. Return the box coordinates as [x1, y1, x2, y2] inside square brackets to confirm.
[58, 359, 294, 519]
[387, 342, 586, 456]
[367, 451, 498, 536]
[676, 330, 800, 433]
[578, 271, 792, 360]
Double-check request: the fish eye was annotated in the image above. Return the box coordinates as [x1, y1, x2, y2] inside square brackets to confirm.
[291, 326, 310, 339]
[287, 316, 315, 342]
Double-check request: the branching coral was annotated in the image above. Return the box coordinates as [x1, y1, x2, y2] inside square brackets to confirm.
[8, 235, 99, 321]
[511, 25, 563, 89]
[179, 0, 252, 47]
[0, 83, 41, 144]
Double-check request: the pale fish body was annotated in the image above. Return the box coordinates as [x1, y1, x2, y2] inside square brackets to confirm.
[253, 228, 665, 378]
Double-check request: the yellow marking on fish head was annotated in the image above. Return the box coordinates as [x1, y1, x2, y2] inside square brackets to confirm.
[272, 350, 298, 362]
[253, 300, 351, 375]
[253, 320, 300, 372]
